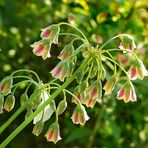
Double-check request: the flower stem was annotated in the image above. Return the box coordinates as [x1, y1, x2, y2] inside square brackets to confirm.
[0, 57, 92, 148]
[59, 22, 89, 44]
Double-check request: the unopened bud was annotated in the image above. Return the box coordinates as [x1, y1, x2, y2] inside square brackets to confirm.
[4, 94, 15, 112]
[20, 93, 28, 106]
[57, 100, 67, 115]
[32, 121, 44, 136]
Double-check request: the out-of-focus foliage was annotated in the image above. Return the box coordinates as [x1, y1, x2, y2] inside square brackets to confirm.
[0, 0, 148, 147]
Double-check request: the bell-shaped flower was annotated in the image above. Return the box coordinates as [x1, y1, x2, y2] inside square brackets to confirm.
[119, 36, 136, 51]
[45, 122, 62, 144]
[32, 120, 44, 136]
[116, 82, 137, 103]
[103, 75, 117, 95]
[71, 104, 89, 125]
[58, 43, 74, 60]
[33, 91, 54, 124]
[84, 80, 102, 108]
[129, 60, 148, 80]
[4, 94, 15, 112]
[31, 39, 51, 59]
[40, 24, 60, 44]
[0, 76, 13, 96]
[51, 61, 69, 82]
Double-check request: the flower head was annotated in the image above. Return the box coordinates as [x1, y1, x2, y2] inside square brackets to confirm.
[31, 39, 51, 59]
[41, 25, 60, 44]
[119, 36, 136, 51]
[0, 76, 13, 96]
[116, 82, 137, 103]
[71, 104, 89, 125]
[51, 62, 69, 81]
[58, 43, 74, 60]
[129, 60, 148, 80]
[103, 75, 117, 95]
[45, 122, 62, 144]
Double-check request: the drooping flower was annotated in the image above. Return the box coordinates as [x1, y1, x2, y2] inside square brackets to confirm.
[103, 75, 117, 95]
[58, 43, 74, 60]
[33, 91, 54, 124]
[31, 39, 51, 59]
[32, 120, 44, 136]
[84, 80, 102, 108]
[129, 60, 148, 80]
[45, 122, 62, 144]
[51, 61, 69, 82]
[0, 76, 13, 96]
[3, 94, 15, 112]
[71, 104, 89, 125]
[40, 25, 60, 44]
[119, 36, 136, 51]
[116, 82, 137, 103]
[117, 54, 130, 67]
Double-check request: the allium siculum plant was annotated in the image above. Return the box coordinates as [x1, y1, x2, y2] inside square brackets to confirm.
[0, 22, 147, 147]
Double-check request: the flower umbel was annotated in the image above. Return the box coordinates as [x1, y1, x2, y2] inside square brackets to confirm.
[45, 122, 62, 144]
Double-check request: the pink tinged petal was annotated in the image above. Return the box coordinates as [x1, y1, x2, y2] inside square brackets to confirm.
[72, 111, 79, 124]
[41, 27, 52, 39]
[129, 67, 137, 80]
[136, 67, 144, 80]
[90, 88, 98, 99]
[117, 88, 125, 100]
[51, 66, 62, 78]
[33, 44, 45, 56]
[124, 88, 130, 103]
[85, 98, 96, 108]
[130, 84, 137, 102]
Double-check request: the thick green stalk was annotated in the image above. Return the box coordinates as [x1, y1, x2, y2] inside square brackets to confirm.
[0, 57, 92, 148]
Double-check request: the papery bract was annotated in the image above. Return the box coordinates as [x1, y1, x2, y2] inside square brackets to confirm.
[33, 91, 54, 124]
[45, 122, 62, 144]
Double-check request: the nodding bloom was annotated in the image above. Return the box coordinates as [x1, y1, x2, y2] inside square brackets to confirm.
[51, 62, 69, 82]
[4, 94, 15, 112]
[116, 82, 137, 103]
[31, 40, 51, 59]
[71, 104, 89, 125]
[119, 36, 136, 51]
[45, 122, 62, 144]
[117, 54, 130, 67]
[58, 43, 74, 60]
[33, 91, 54, 124]
[84, 80, 102, 108]
[129, 60, 148, 80]
[0, 76, 13, 96]
[40, 25, 60, 44]
[32, 121, 44, 136]
[103, 75, 117, 95]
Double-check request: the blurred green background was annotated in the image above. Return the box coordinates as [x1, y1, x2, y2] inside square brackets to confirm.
[0, 0, 148, 147]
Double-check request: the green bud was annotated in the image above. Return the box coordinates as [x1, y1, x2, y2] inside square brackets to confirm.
[0, 93, 4, 114]
[0, 76, 13, 96]
[4, 94, 15, 112]
[76, 71, 84, 83]
[49, 100, 56, 112]
[57, 100, 67, 115]
[20, 93, 28, 106]
[79, 81, 89, 92]
[90, 61, 97, 79]
[32, 120, 44, 136]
